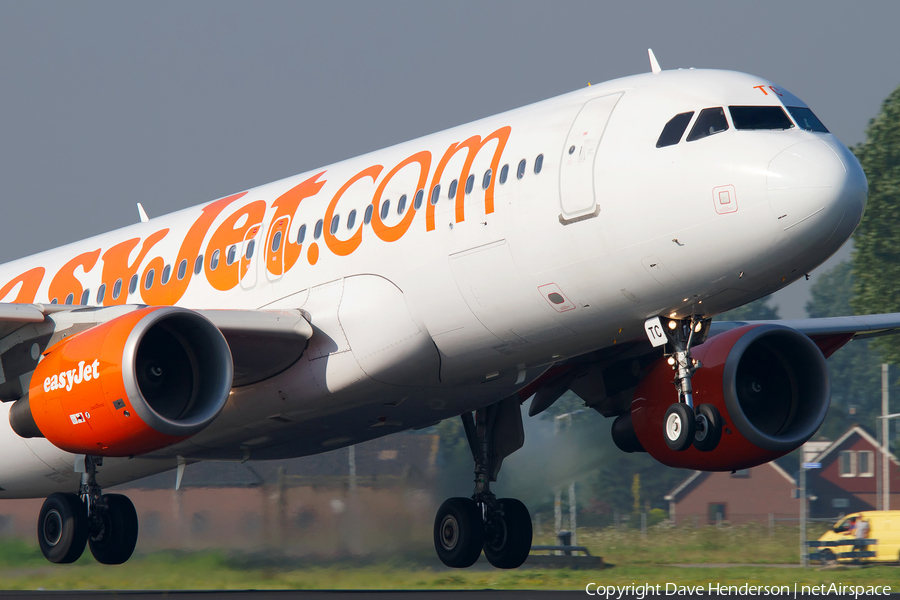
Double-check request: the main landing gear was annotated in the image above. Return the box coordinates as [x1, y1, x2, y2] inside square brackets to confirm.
[657, 316, 722, 453]
[434, 399, 532, 569]
[37, 457, 138, 564]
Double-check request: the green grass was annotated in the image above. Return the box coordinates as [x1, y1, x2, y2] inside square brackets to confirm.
[0, 523, 895, 591]
[537, 521, 834, 566]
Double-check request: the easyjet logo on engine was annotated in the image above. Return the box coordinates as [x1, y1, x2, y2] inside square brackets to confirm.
[0, 125, 513, 306]
[44, 360, 100, 393]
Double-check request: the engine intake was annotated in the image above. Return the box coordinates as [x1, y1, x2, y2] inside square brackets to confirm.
[722, 325, 829, 452]
[11, 306, 233, 456]
[627, 324, 830, 471]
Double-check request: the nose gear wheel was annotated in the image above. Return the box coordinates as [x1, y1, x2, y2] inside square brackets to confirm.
[664, 403, 695, 451]
[693, 403, 722, 452]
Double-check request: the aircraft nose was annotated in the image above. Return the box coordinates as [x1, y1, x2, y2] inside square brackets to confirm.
[767, 139, 868, 238]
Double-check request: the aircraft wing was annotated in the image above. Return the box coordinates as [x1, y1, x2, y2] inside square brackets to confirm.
[0, 303, 313, 401]
[709, 313, 900, 340]
[528, 312, 900, 418]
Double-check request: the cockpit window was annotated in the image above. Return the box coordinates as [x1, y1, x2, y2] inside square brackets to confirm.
[787, 107, 829, 133]
[729, 106, 794, 130]
[686, 107, 729, 142]
[656, 112, 694, 148]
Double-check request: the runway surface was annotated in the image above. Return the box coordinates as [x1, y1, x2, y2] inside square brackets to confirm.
[0, 593, 585, 600]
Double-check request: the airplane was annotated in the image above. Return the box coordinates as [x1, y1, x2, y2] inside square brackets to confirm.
[0, 49, 887, 570]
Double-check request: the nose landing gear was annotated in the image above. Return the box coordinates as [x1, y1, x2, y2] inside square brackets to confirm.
[37, 456, 139, 564]
[646, 315, 722, 452]
[433, 399, 532, 569]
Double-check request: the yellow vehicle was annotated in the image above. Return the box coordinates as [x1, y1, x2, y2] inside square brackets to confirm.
[816, 511, 900, 563]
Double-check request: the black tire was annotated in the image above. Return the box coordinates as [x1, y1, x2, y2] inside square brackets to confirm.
[483, 498, 533, 569]
[693, 403, 722, 452]
[88, 494, 139, 565]
[38, 492, 88, 564]
[664, 403, 695, 451]
[434, 497, 484, 568]
[820, 548, 836, 565]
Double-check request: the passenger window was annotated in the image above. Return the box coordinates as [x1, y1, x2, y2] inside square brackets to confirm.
[177, 259, 187, 280]
[314, 219, 323, 240]
[465, 174, 474, 194]
[80, 289, 90, 305]
[347, 209, 357, 229]
[364, 205, 374, 225]
[534, 154, 544, 174]
[656, 111, 694, 148]
[297, 224, 307, 244]
[64, 293, 74, 305]
[96, 284, 106, 304]
[787, 107, 829, 133]
[210, 250, 220, 271]
[414, 189, 424, 210]
[162, 264, 172, 284]
[113, 279, 122, 300]
[245, 239, 255, 260]
[517, 159, 526, 179]
[482, 169, 492, 190]
[430, 185, 441, 205]
[687, 107, 729, 141]
[194, 255, 203, 275]
[499, 164, 509, 184]
[144, 269, 155, 290]
[729, 106, 794, 130]
[226, 245, 237, 266]
[397, 195, 407, 215]
[50, 298, 58, 305]
[129, 275, 138, 295]
[380, 200, 391, 220]
[271, 231, 282, 252]
[449, 180, 457, 199]
[330, 214, 340, 234]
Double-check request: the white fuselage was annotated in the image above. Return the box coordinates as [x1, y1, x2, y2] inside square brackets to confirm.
[0, 68, 866, 497]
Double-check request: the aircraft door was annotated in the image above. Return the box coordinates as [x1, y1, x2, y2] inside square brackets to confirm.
[239, 225, 261, 290]
[265, 217, 290, 282]
[559, 93, 622, 223]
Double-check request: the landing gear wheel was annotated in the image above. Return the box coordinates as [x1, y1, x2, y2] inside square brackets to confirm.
[664, 403, 696, 451]
[483, 498, 533, 569]
[89, 494, 139, 565]
[693, 404, 722, 452]
[38, 492, 88, 564]
[434, 497, 484, 568]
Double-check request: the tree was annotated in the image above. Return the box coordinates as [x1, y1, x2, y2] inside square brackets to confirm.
[852, 82, 900, 364]
[805, 260, 897, 442]
[713, 296, 779, 321]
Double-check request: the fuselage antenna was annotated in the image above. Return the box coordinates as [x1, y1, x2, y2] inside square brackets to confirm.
[137, 203, 149, 223]
[648, 48, 662, 74]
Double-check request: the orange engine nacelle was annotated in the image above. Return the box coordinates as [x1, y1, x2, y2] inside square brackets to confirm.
[10, 306, 233, 456]
[619, 324, 831, 471]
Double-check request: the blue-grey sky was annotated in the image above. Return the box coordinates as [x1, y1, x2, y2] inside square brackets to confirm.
[1, 1, 898, 317]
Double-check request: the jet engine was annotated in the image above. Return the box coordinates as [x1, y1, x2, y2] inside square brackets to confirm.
[614, 324, 830, 471]
[9, 306, 233, 456]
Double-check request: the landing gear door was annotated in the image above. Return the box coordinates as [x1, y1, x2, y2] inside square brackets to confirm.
[559, 93, 622, 223]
